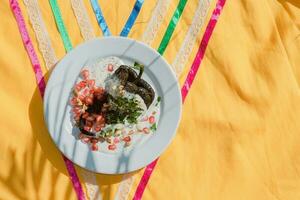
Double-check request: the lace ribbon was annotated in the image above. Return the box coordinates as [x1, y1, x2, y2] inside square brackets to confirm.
[22, 0, 57, 69]
[172, 0, 211, 76]
[115, 0, 188, 199]
[9, 1, 85, 200]
[141, 0, 171, 46]
[133, 0, 227, 199]
[71, 0, 95, 40]
[48, 1, 103, 200]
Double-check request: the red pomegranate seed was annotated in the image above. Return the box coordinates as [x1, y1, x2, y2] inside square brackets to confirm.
[82, 112, 89, 119]
[107, 64, 114, 72]
[91, 143, 98, 151]
[84, 126, 91, 131]
[149, 116, 155, 124]
[86, 116, 95, 122]
[87, 79, 95, 88]
[78, 95, 85, 101]
[113, 137, 120, 143]
[143, 127, 150, 134]
[85, 96, 93, 105]
[79, 81, 86, 88]
[108, 144, 116, 150]
[94, 126, 102, 132]
[85, 121, 93, 127]
[123, 136, 131, 142]
[91, 138, 98, 143]
[96, 115, 103, 122]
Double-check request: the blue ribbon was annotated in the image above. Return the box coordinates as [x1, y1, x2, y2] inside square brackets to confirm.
[90, 0, 144, 36]
[90, 0, 111, 36]
[120, 0, 144, 37]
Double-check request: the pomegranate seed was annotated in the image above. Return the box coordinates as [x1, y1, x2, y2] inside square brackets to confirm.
[78, 95, 85, 101]
[84, 126, 91, 131]
[149, 116, 155, 124]
[108, 144, 116, 150]
[113, 137, 120, 143]
[85, 121, 93, 127]
[143, 127, 150, 134]
[79, 81, 86, 88]
[95, 115, 102, 122]
[94, 126, 102, 132]
[86, 116, 95, 121]
[74, 115, 80, 121]
[87, 79, 95, 88]
[82, 112, 89, 119]
[70, 97, 77, 105]
[91, 143, 98, 151]
[72, 107, 81, 114]
[75, 84, 82, 91]
[123, 136, 131, 142]
[91, 138, 98, 143]
[81, 69, 89, 80]
[107, 64, 114, 72]
[89, 89, 95, 94]
[85, 96, 93, 105]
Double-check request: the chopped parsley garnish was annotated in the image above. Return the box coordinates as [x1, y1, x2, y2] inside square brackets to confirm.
[150, 123, 157, 131]
[155, 96, 161, 106]
[106, 95, 143, 124]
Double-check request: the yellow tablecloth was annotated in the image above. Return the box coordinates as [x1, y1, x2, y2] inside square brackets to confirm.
[1, 0, 300, 199]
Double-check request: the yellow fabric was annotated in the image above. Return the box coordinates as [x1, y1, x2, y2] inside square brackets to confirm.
[1, 0, 300, 199]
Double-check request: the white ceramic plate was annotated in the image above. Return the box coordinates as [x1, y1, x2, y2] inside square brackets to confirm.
[44, 37, 182, 174]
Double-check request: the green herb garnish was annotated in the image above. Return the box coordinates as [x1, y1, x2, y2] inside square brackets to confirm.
[155, 96, 161, 106]
[106, 95, 143, 124]
[150, 123, 157, 132]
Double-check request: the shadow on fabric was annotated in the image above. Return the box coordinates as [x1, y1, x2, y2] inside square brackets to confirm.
[28, 70, 140, 198]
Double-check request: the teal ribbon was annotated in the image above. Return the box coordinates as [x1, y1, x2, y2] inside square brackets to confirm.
[49, 0, 73, 52]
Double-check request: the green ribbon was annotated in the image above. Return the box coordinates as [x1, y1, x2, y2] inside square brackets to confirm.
[49, 0, 73, 52]
[157, 0, 187, 55]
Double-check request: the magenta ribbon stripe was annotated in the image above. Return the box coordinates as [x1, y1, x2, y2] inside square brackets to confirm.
[132, 0, 227, 199]
[9, 0, 85, 199]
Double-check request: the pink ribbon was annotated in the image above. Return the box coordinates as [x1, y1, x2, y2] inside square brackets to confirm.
[10, 1, 85, 199]
[133, 0, 226, 199]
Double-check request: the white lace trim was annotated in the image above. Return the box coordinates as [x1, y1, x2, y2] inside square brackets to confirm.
[114, 1, 173, 199]
[114, 174, 135, 200]
[22, 1, 100, 199]
[172, 0, 211, 77]
[80, 169, 102, 200]
[22, 0, 58, 69]
[71, 0, 95, 41]
[141, 0, 171, 46]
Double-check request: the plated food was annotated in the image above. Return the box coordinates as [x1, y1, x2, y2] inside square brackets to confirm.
[70, 56, 161, 152]
[44, 37, 181, 173]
